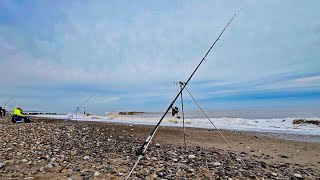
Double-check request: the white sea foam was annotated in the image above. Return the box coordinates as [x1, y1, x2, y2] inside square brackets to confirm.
[30, 112, 320, 136]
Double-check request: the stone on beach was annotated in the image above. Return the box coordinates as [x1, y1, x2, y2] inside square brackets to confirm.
[0, 117, 319, 179]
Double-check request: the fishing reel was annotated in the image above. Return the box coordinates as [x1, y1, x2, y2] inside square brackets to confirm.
[172, 106, 179, 116]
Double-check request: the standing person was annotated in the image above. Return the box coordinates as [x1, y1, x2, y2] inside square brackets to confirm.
[11, 107, 31, 123]
[0, 107, 6, 118]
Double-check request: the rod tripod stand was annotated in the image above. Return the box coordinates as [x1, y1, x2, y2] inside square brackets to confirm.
[175, 82, 243, 162]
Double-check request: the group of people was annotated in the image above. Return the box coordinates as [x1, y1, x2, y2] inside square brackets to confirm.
[0, 106, 31, 123]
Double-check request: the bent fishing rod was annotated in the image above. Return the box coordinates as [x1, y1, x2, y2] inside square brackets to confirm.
[63, 95, 93, 122]
[126, 10, 241, 179]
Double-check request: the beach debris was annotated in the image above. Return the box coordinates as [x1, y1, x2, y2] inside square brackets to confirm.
[213, 162, 221, 166]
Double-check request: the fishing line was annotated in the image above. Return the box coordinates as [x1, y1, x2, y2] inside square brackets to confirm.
[184, 86, 245, 165]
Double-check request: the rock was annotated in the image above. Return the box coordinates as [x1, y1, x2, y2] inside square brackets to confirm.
[0, 163, 4, 169]
[83, 156, 90, 160]
[172, 158, 178, 162]
[70, 150, 77, 156]
[51, 166, 63, 173]
[188, 155, 196, 159]
[186, 168, 194, 173]
[271, 172, 277, 176]
[294, 173, 303, 178]
[50, 158, 56, 162]
[24, 177, 34, 179]
[44, 163, 53, 170]
[21, 159, 28, 163]
[151, 157, 157, 161]
[17, 152, 22, 156]
[280, 155, 288, 158]
[155, 143, 161, 148]
[94, 171, 100, 176]
[214, 162, 221, 166]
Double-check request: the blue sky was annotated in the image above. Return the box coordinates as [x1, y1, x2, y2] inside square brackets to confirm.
[0, 0, 319, 113]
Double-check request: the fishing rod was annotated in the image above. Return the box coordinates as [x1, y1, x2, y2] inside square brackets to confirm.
[126, 10, 241, 179]
[6, 101, 16, 110]
[63, 95, 93, 122]
[2, 96, 14, 108]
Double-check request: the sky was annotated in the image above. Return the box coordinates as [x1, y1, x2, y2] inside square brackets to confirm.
[0, 0, 319, 114]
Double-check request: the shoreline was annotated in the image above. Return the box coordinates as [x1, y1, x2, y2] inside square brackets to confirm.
[30, 115, 320, 143]
[0, 117, 319, 179]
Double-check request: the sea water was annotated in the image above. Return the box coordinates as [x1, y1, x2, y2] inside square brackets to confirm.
[30, 108, 320, 136]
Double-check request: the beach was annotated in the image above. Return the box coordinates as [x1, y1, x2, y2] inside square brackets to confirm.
[0, 117, 319, 179]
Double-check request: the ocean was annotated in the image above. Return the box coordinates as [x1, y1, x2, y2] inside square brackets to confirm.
[30, 108, 320, 137]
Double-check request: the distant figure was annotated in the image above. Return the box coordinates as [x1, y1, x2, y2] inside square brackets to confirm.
[11, 107, 31, 123]
[0, 107, 6, 117]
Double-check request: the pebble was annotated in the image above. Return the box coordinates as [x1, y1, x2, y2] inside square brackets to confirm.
[94, 171, 100, 176]
[70, 150, 77, 156]
[0, 118, 319, 179]
[0, 163, 4, 169]
[172, 158, 178, 162]
[44, 163, 53, 170]
[294, 173, 303, 178]
[83, 156, 90, 160]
